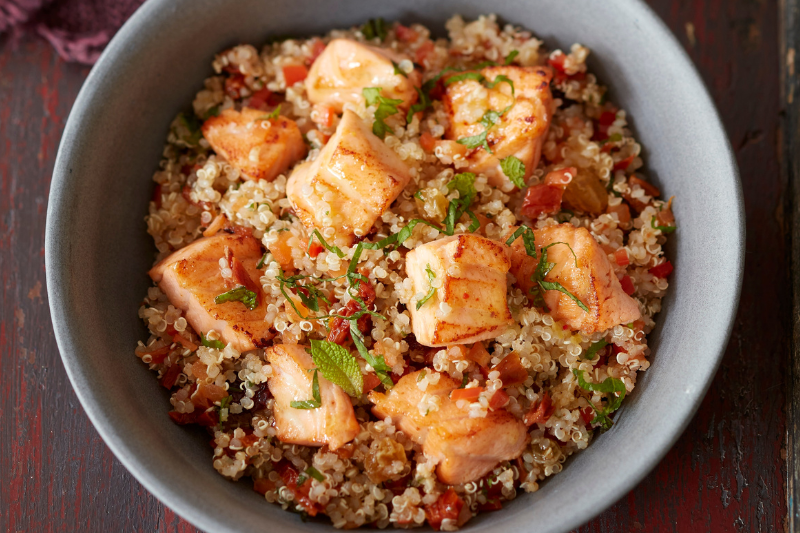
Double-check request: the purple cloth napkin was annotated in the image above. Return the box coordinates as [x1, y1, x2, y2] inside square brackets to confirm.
[0, 0, 144, 63]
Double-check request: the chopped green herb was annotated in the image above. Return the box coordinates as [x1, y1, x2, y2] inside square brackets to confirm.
[309, 339, 364, 398]
[361, 17, 388, 41]
[484, 74, 515, 95]
[200, 333, 226, 350]
[257, 104, 282, 121]
[178, 112, 203, 145]
[256, 252, 268, 269]
[296, 474, 308, 487]
[416, 264, 437, 310]
[406, 85, 431, 123]
[539, 280, 590, 312]
[277, 271, 337, 314]
[444, 71, 486, 86]
[305, 466, 325, 482]
[500, 155, 526, 188]
[573, 369, 626, 430]
[308, 229, 345, 257]
[417, 369, 427, 382]
[291, 369, 322, 409]
[219, 396, 232, 409]
[363, 87, 403, 139]
[214, 286, 258, 310]
[447, 172, 477, 204]
[650, 216, 676, 234]
[456, 106, 510, 153]
[203, 105, 220, 119]
[504, 50, 520, 65]
[392, 60, 408, 78]
[506, 225, 537, 258]
[582, 339, 608, 360]
[460, 374, 469, 388]
[350, 323, 393, 389]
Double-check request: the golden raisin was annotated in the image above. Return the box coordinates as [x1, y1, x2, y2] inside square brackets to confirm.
[364, 437, 408, 483]
[562, 169, 608, 215]
[413, 188, 449, 223]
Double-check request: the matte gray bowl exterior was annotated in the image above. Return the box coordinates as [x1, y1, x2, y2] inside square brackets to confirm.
[45, 0, 744, 531]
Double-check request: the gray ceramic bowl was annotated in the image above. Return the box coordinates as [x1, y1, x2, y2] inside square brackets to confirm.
[45, 0, 744, 531]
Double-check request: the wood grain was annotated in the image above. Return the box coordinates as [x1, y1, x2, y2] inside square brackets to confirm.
[0, 0, 788, 530]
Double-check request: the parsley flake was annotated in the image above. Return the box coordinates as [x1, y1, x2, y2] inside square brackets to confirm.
[257, 104, 282, 121]
[504, 50, 520, 65]
[306, 466, 325, 482]
[583, 339, 608, 360]
[650, 216, 676, 234]
[573, 369, 626, 430]
[361, 18, 388, 41]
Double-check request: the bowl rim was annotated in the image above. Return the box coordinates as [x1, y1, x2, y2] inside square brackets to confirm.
[45, 0, 744, 531]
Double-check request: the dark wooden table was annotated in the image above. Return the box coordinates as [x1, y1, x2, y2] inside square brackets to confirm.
[0, 1, 792, 531]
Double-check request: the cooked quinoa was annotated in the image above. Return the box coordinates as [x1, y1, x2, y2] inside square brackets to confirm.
[136, 14, 675, 530]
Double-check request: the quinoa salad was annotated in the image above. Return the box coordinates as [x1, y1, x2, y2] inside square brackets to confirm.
[137, 14, 676, 530]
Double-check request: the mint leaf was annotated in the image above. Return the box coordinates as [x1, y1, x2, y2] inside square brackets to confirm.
[539, 280, 590, 313]
[485, 74, 515, 96]
[416, 264, 437, 310]
[305, 466, 325, 482]
[200, 333, 226, 350]
[214, 286, 258, 310]
[447, 172, 477, 204]
[392, 60, 408, 78]
[500, 155, 526, 188]
[444, 71, 485, 86]
[361, 18, 388, 41]
[308, 228, 344, 258]
[291, 369, 322, 409]
[350, 323, 393, 389]
[583, 339, 608, 360]
[203, 106, 220, 120]
[363, 87, 403, 139]
[505, 225, 537, 259]
[256, 252, 268, 269]
[257, 104, 281, 121]
[572, 369, 627, 430]
[650, 216, 676, 234]
[310, 339, 364, 397]
[504, 50, 519, 65]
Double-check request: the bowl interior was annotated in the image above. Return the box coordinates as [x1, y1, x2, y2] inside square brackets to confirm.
[46, 1, 743, 532]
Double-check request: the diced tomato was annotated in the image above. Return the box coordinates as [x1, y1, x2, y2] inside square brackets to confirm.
[240, 433, 259, 448]
[629, 176, 661, 198]
[415, 40, 435, 64]
[194, 409, 219, 427]
[492, 353, 528, 387]
[168, 411, 196, 425]
[395, 24, 419, 42]
[478, 499, 504, 512]
[363, 373, 382, 393]
[521, 184, 564, 218]
[327, 281, 376, 345]
[308, 39, 327, 64]
[580, 407, 595, 425]
[425, 488, 465, 531]
[466, 343, 491, 368]
[614, 155, 636, 172]
[152, 184, 163, 209]
[311, 103, 336, 129]
[247, 87, 273, 110]
[171, 332, 198, 351]
[650, 260, 674, 279]
[450, 387, 484, 402]
[544, 167, 576, 188]
[269, 230, 295, 272]
[384, 474, 412, 496]
[489, 389, 510, 410]
[160, 364, 182, 389]
[614, 248, 630, 266]
[547, 51, 567, 73]
[274, 460, 322, 516]
[224, 74, 246, 99]
[141, 345, 170, 364]
[419, 131, 436, 152]
[598, 111, 617, 126]
[606, 203, 631, 225]
[253, 477, 276, 495]
[192, 383, 228, 410]
[620, 275, 635, 295]
[283, 64, 309, 86]
[524, 392, 554, 426]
